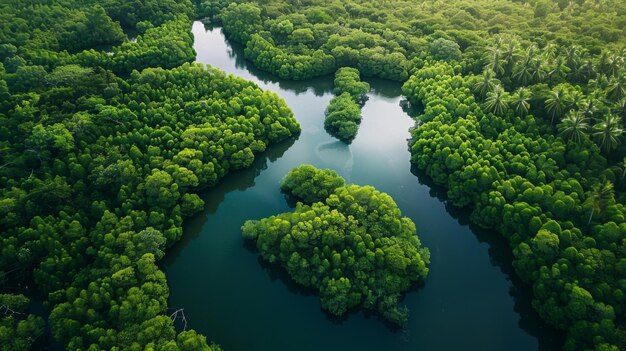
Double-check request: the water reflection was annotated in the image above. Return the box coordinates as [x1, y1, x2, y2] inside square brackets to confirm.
[196, 23, 333, 96]
[163, 21, 563, 351]
[165, 136, 296, 253]
[316, 140, 354, 172]
[410, 165, 564, 350]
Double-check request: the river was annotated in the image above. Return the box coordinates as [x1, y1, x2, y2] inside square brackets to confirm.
[161, 21, 563, 351]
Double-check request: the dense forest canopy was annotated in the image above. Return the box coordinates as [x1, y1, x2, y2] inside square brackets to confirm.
[1, 0, 626, 350]
[0, 0, 299, 349]
[324, 67, 370, 142]
[204, 0, 626, 80]
[206, 0, 626, 350]
[243, 165, 430, 326]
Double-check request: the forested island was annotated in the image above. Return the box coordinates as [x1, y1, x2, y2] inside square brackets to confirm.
[324, 67, 369, 142]
[243, 165, 430, 325]
[1, 0, 625, 350]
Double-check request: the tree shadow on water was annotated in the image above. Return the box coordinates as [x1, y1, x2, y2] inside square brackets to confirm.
[409, 164, 565, 350]
[198, 24, 334, 96]
[165, 136, 297, 257]
[243, 233, 426, 333]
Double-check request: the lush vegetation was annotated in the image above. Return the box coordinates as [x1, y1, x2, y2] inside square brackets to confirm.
[243, 165, 430, 326]
[324, 67, 370, 142]
[3, 0, 626, 349]
[0, 0, 299, 349]
[403, 57, 626, 349]
[0, 294, 45, 351]
[205, 0, 626, 81]
[206, 0, 626, 348]
[280, 164, 345, 203]
[333, 67, 370, 104]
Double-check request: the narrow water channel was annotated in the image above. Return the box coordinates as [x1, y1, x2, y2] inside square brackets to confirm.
[161, 22, 562, 351]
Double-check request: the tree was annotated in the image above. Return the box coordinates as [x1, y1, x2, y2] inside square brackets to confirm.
[558, 111, 589, 143]
[586, 180, 614, 225]
[513, 45, 538, 85]
[280, 165, 345, 203]
[545, 87, 570, 125]
[290, 28, 315, 44]
[547, 56, 570, 83]
[509, 87, 532, 116]
[429, 38, 462, 62]
[485, 39, 505, 76]
[243, 167, 429, 326]
[324, 93, 362, 142]
[607, 74, 626, 102]
[592, 113, 623, 153]
[501, 37, 519, 75]
[483, 84, 509, 115]
[474, 69, 498, 98]
[333, 67, 370, 104]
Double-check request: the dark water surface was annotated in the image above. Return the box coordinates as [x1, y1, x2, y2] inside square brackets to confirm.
[162, 22, 562, 351]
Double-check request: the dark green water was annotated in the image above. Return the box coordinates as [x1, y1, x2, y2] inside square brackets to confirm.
[162, 22, 563, 351]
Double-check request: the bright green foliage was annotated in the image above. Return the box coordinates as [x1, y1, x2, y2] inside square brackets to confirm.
[324, 93, 362, 142]
[403, 61, 626, 350]
[0, 62, 298, 349]
[210, 0, 626, 81]
[280, 164, 345, 203]
[2, 0, 626, 349]
[0, 1, 300, 348]
[429, 38, 462, 62]
[333, 67, 370, 104]
[243, 167, 430, 326]
[593, 114, 624, 153]
[324, 67, 369, 142]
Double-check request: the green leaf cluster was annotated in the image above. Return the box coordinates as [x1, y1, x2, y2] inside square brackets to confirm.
[403, 61, 626, 350]
[243, 166, 430, 326]
[324, 67, 370, 142]
[212, 0, 626, 80]
[0, 2, 299, 348]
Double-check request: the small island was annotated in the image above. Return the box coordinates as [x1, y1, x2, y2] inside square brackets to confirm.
[324, 68, 370, 142]
[242, 165, 430, 326]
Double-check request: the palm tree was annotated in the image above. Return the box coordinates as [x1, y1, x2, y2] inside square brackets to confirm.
[607, 74, 626, 102]
[579, 97, 598, 119]
[547, 56, 570, 83]
[587, 180, 614, 225]
[606, 54, 624, 77]
[502, 37, 519, 75]
[542, 43, 558, 61]
[474, 69, 498, 98]
[485, 46, 505, 76]
[613, 157, 626, 189]
[558, 111, 589, 143]
[509, 87, 532, 116]
[615, 98, 626, 118]
[593, 113, 624, 153]
[569, 90, 585, 110]
[544, 87, 570, 125]
[513, 59, 533, 86]
[596, 50, 611, 76]
[513, 45, 537, 85]
[565, 45, 582, 71]
[529, 57, 547, 84]
[483, 84, 509, 115]
[575, 59, 596, 83]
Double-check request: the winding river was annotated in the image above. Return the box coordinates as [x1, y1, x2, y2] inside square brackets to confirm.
[161, 22, 563, 351]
